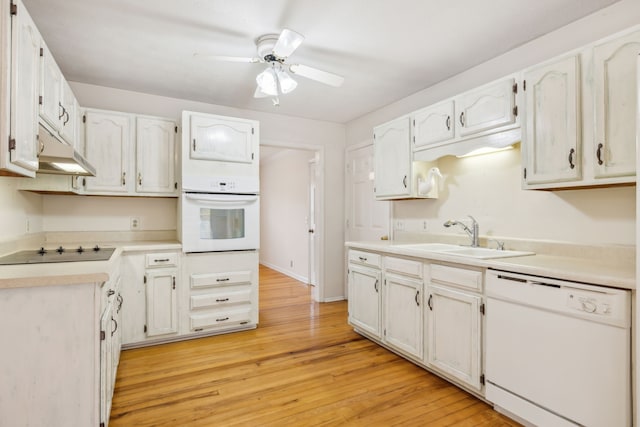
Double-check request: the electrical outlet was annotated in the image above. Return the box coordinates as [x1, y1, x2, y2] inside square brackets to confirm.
[130, 217, 140, 230]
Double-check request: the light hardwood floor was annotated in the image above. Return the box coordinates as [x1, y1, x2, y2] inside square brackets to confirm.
[109, 265, 520, 426]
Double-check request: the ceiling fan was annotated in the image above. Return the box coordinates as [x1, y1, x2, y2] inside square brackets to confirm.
[196, 29, 345, 105]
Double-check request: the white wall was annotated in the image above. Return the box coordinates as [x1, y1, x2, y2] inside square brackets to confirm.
[345, 0, 639, 246]
[0, 177, 43, 241]
[260, 149, 315, 281]
[66, 82, 347, 300]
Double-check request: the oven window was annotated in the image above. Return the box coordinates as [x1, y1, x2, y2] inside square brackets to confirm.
[199, 208, 245, 239]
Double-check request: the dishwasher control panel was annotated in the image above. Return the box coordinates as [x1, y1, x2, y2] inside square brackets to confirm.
[566, 291, 612, 315]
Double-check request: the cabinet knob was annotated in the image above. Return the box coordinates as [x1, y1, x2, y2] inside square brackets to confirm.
[568, 148, 575, 169]
[138, 173, 143, 186]
[446, 115, 451, 131]
[459, 112, 465, 127]
[122, 172, 126, 186]
[402, 175, 408, 188]
[428, 294, 433, 311]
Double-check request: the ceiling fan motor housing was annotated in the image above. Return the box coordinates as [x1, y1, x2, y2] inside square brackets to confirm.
[256, 34, 282, 62]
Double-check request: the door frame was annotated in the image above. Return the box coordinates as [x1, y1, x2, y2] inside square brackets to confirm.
[261, 139, 325, 302]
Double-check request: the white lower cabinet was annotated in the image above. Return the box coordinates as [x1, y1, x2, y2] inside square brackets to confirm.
[426, 263, 483, 391]
[383, 272, 423, 360]
[145, 268, 178, 337]
[184, 251, 258, 334]
[348, 264, 382, 338]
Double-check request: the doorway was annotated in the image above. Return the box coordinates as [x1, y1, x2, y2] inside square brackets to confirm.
[259, 142, 323, 301]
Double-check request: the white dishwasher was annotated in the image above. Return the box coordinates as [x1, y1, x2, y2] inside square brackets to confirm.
[485, 269, 631, 427]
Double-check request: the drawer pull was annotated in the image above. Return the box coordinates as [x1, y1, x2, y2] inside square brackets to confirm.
[216, 298, 230, 302]
[216, 278, 230, 282]
[216, 317, 229, 322]
[107, 289, 115, 297]
[358, 256, 367, 262]
[428, 294, 433, 311]
[154, 258, 170, 262]
[497, 274, 526, 283]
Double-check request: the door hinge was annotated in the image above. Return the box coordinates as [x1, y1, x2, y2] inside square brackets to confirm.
[251, 153, 254, 160]
[512, 83, 517, 94]
[172, 276, 176, 290]
[174, 126, 178, 133]
[523, 80, 527, 91]
[82, 114, 86, 123]
[39, 47, 43, 57]
[251, 127, 254, 135]
[412, 119, 415, 126]
[8, 138, 16, 151]
[143, 275, 147, 284]
[412, 136, 415, 143]
[143, 325, 147, 333]
[523, 167, 527, 180]
[512, 106, 518, 117]
[9, 2, 16, 15]
[100, 330, 106, 341]
[38, 96, 43, 105]
[383, 329, 386, 336]
[100, 423, 105, 427]
[480, 374, 485, 385]
[480, 303, 485, 315]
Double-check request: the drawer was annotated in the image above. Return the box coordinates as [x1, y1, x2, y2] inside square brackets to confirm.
[190, 288, 252, 309]
[430, 263, 483, 291]
[145, 252, 178, 268]
[348, 250, 381, 269]
[191, 270, 252, 289]
[190, 307, 253, 331]
[384, 256, 423, 279]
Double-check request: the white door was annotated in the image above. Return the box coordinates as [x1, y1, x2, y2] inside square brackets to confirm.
[136, 117, 177, 194]
[9, 0, 40, 173]
[523, 55, 581, 185]
[593, 30, 640, 179]
[348, 265, 381, 339]
[373, 117, 411, 198]
[145, 269, 178, 337]
[346, 144, 390, 241]
[427, 284, 482, 390]
[308, 159, 318, 291]
[383, 274, 423, 359]
[84, 111, 131, 193]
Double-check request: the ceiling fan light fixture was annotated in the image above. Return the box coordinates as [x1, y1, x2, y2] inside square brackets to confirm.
[275, 68, 297, 94]
[256, 66, 278, 96]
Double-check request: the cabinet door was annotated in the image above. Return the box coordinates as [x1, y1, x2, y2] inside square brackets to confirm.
[427, 285, 482, 390]
[523, 55, 581, 185]
[84, 111, 131, 193]
[136, 117, 177, 194]
[99, 301, 114, 427]
[9, 0, 40, 173]
[145, 269, 178, 337]
[348, 264, 382, 338]
[383, 273, 423, 359]
[455, 77, 516, 137]
[373, 117, 411, 198]
[189, 114, 256, 163]
[59, 80, 77, 145]
[39, 45, 63, 132]
[413, 100, 454, 149]
[593, 30, 640, 179]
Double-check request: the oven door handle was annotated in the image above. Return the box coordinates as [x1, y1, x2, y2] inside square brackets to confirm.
[185, 194, 258, 204]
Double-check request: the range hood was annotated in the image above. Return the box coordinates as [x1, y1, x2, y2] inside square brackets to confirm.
[37, 125, 96, 176]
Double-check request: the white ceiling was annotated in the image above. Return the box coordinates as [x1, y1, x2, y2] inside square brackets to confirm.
[23, 0, 619, 124]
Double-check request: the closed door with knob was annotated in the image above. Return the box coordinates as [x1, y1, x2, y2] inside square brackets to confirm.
[522, 55, 582, 185]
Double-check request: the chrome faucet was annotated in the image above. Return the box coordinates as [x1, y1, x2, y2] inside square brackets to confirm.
[443, 215, 479, 247]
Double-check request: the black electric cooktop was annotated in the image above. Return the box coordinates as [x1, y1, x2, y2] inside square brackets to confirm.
[0, 246, 116, 265]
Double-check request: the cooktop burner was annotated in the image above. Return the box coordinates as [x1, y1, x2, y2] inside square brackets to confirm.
[0, 245, 116, 265]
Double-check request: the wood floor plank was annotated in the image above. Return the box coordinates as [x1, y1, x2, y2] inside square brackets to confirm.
[109, 265, 520, 426]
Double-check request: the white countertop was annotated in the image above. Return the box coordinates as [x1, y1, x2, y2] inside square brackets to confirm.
[346, 241, 635, 290]
[0, 241, 181, 290]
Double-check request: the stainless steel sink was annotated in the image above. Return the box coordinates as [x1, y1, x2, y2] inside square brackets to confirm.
[393, 242, 534, 259]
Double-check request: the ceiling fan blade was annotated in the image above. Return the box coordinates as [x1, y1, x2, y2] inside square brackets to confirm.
[273, 29, 304, 58]
[254, 86, 270, 98]
[194, 54, 260, 63]
[289, 64, 344, 87]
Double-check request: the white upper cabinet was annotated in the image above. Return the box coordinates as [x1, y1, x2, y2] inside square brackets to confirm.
[373, 117, 411, 199]
[39, 44, 63, 131]
[84, 110, 131, 193]
[455, 77, 517, 138]
[3, 0, 41, 176]
[413, 100, 454, 149]
[190, 114, 256, 164]
[136, 116, 177, 194]
[592, 29, 640, 180]
[522, 55, 581, 186]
